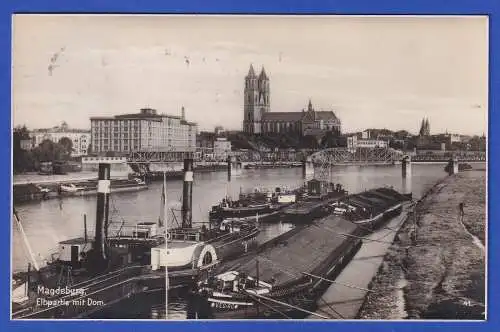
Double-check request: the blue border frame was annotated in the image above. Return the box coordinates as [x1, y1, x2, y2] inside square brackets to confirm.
[3, 1, 498, 332]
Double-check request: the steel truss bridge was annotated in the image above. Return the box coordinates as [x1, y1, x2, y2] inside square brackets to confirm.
[309, 147, 406, 181]
[310, 147, 405, 166]
[127, 151, 195, 163]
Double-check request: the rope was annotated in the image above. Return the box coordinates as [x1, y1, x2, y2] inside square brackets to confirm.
[244, 291, 332, 319]
[318, 297, 345, 319]
[245, 292, 291, 319]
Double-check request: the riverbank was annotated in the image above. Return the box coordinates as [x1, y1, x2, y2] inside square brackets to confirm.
[13, 179, 148, 204]
[357, 168, 486, 320]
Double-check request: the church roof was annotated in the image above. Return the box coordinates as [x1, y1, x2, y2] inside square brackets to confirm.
[261, 110, 340, 122]
[315, 111, 339, 121]
[262, 112, 304, 122]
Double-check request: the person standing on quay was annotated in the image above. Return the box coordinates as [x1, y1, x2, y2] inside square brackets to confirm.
[459, 202, 465, 222]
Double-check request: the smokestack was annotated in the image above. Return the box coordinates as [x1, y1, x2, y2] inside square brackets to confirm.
[84, 214, 88, 242]
[94, 163, 111, 262]
[227, 156, 232, 182]
[182, 159, 194, 228]
[302, 156, 307, 179]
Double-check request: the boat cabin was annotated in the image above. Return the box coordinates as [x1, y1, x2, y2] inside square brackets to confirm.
[57, 237, 93, 266]
[168, 227, 204, 242]
[307, 179, 328, 198]
[132, 222, 158, 238]
[201, 271, 272, 294]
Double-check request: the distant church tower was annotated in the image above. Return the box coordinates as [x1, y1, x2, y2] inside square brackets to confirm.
[243, 64, 270, 134]
[419, 117, 430, 136]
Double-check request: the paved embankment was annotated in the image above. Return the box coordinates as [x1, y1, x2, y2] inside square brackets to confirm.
[358, 169, 486, 320]
[308, 204, 411, 319]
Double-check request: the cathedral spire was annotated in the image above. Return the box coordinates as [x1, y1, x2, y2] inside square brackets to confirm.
[247, 64, 256, 78]
[259, 66, 268, 80]
[308, 99, 313, 111]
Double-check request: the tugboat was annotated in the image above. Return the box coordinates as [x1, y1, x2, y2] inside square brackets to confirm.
[12, 163, 164, 319]
[144, 159, 261, 292]
[280, 180, 348, 224]
[209, 186, 298, 224]
[12, 159, 260, 319]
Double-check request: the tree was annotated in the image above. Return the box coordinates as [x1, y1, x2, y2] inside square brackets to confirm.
[13, 125, 34, 173]
[58, 137, 74, 159]
[33, 139, 66, 162]
[13, 125, 30, 150]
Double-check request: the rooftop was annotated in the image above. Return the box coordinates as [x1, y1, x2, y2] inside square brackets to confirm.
[90, 108, 197, 126]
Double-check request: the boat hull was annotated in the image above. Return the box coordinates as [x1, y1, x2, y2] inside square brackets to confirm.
[353, 203, 403, 232]
[203, 239, 363, 319]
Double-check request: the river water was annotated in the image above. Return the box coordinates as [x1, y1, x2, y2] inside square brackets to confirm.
[12, 163, 451, 319]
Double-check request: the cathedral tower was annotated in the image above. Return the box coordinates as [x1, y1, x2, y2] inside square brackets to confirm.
[243, 64, 270, 134]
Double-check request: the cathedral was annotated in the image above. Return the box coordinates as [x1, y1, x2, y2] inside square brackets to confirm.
[243, 64, 270, 134]
[242, 64, 341, 136]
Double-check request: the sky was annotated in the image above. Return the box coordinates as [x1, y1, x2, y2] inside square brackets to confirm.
[12, 15, 488, 136]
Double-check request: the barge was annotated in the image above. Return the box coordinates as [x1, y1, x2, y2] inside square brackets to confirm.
[194, 214, 364, 319]
[13, 178, 148, 204]
[280, 180, 347, 224]
[192, 187, 411, 319]
[339, 187, 412, 231]
[209, 186, 298, 223]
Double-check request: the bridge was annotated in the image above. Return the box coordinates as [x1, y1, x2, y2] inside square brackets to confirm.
[307, 147, 486, 181]
[310, 147, 405, 166]
[113, 148, 485, 165]
[127, 151, 195, 163]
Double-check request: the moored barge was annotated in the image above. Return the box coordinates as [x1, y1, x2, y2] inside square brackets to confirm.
[195, 215, 364, 319]
[209, 186, 298, 223]
[193, 187, 411, 319]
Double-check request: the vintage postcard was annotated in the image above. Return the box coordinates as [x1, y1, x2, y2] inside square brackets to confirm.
[11, 14, 487, 320]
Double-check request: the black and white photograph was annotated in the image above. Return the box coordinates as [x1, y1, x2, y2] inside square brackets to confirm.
[11, 14, 487, 320]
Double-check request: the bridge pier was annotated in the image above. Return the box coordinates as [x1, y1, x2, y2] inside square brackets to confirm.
[401, 156, 412, 195]
[402, 155, 411, 179]
[446, 157, 459, 176]
[302, 157, 315, 181]
[227, 156, 242, 182]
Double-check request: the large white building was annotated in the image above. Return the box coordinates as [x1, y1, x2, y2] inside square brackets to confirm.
[347, 135, 388, 151]
[30, 122, 91, 157]
[213, 137, 232, 161]
[90, 107, 197, 155]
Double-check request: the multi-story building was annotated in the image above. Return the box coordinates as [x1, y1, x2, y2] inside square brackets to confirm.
[242, 64, 341, 136]
[347, 135, 388, 151]
[30, 122, 91, 157]
[214, 137, 232, 161]
[90, 107, 197, 156]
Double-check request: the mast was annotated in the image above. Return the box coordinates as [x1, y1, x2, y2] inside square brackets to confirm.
[226, 156, 232, 201]
[163, 171, 169, 319]
[13, 208, 39, 271]
[182, 159, 194, 228]
[159, 171, 167, 228]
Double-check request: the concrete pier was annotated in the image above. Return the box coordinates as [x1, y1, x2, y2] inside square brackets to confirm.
[446, 157, 459, 175]
[302, 156, 315, 181]
[402, 155, 411, 179]
[400, 155, 413, 195]
[227, 156, 243, 182]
